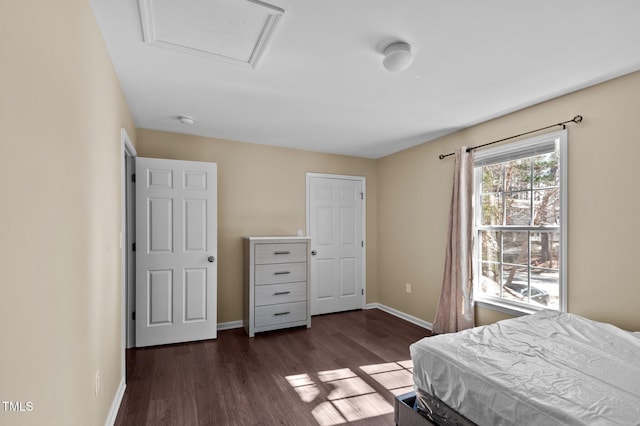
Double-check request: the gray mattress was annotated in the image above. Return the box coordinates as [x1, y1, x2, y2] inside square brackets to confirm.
[410, 310, 640, 425]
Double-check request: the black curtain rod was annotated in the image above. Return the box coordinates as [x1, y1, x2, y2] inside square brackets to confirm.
[438, 115, 583, 160]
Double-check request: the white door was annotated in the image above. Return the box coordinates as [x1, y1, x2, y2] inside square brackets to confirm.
[135, 157, 217, 347]
[307, 174, 365, 315]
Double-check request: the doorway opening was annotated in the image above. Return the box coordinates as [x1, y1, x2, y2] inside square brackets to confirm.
[121, 130, 136, 359]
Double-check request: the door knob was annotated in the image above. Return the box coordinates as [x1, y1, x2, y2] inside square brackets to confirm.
[208, 256, 215, 263]
[311, 250, 317, 256]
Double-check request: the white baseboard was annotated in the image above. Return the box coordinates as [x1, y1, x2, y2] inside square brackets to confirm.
[216, 308, 431, 333]
[365, 303, 433, 331]
[216, 306, 432, 332]
[217, 320, 243, 331]
[105, 376, 126, 426]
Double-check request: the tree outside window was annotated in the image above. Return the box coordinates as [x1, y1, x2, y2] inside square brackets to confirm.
[474, 131, 566, 313]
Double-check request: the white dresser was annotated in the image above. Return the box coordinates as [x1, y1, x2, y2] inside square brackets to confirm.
[243, 236, 311, 337]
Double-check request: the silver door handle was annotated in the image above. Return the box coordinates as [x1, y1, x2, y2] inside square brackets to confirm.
[311, 250, 317, 256]
[208, 256, 215, 263]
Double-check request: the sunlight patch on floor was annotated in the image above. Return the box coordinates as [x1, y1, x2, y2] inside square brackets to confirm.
[285, 359, 413, 425]
[318, 368, 356, 382]
[360, 360, 414, 395]
[311, 401, 347, 426]
[287, 373, 321, 402]
[333, 393, 393, 422]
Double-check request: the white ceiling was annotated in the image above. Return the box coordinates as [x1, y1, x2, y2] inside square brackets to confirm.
[91, 0, 640, 159]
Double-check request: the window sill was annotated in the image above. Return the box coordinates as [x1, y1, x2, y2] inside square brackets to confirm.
[475, 298, 542, 317]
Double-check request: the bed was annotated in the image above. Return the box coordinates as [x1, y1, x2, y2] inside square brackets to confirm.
[405, 310, 640, 426]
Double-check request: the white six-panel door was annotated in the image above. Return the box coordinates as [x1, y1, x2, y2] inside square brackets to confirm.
[135, 157, 217, 347]
[308, 174, 364, 315]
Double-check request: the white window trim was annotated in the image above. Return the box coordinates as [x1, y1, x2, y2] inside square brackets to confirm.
[473, 129, 568, 315]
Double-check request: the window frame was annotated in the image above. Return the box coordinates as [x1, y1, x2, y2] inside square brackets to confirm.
[472, 129, 568, 316]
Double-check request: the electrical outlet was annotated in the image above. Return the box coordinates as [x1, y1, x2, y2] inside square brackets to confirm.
[405, 283, 412, 293]
[95, 370, 100, 397]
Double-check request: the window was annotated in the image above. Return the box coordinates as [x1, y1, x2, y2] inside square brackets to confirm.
[473, 130, 567, 314]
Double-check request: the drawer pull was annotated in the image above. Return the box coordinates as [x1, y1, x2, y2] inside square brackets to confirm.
[274, 291, 291, 296]
[274, 311, 290, 316]
[274, 271, 291, 275]
[274, 251, 291, 255]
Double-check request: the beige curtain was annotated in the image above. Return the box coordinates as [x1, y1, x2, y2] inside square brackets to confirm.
[432, 146, 475, 334]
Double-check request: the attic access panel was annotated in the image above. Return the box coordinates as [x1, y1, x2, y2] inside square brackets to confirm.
[138, 0, 284, 68]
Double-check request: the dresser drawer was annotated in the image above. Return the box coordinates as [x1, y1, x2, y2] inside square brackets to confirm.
[255, 301, 307, 328]
[255, 263, 306, 285]
[255, 282, 307, 306]
[254, 243, 307, 264]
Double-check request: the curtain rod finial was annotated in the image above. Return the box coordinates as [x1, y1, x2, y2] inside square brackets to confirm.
[438, 154, 445, 160]
[573, 115, 583, 123]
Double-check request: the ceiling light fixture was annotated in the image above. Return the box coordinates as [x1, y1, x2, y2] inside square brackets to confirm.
[178, 115, 195, 125]
[383, 41, 414, 72]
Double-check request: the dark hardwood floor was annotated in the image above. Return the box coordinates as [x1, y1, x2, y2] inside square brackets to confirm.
[115, 309, 430, 426]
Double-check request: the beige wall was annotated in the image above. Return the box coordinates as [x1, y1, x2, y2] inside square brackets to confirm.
[0, 1, 135, 425]
[2, 2, 639, 424]
[378, 70, 640, 331]
[136, 130, 378, 323]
